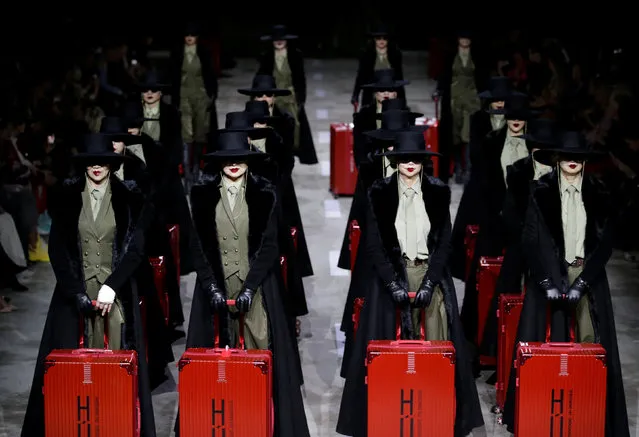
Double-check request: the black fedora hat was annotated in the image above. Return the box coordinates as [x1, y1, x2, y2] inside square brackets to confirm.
[217, 112, 270, 139]
[244, 100, 279, 123]
[520, 119, 563, 150]
[238, 75, 291, 97]
[204, 131, 267, 161]
[374, 98, 423, 119]
[368, 23, 390, 38]
[478, 76, 526, 101]
[120, 102, 150, 127]
[488, 94, 538, 120]
[184, 21, 201, 37]
[365, 110, 428, 141]
[73, 133, 126, 165]
[136, 70, 170, 92]
[99, 117, 140, 144]
[362, 69, 409, 90]
[458, 30, 473, 39]
[383, 130, 442, 159]
[260, 24, 298, 41]
[533, 131, 606, 166]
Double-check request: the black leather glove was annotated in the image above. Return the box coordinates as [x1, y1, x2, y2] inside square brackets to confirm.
[414, 279, 435, 308]
[207, 283, 227, 313]
[566, 277, 588, 303]
[75, 293, 95, 317]
[236, 287, 257, 313]
[539, 278, 561, 301]
[387, 281, 409, 306]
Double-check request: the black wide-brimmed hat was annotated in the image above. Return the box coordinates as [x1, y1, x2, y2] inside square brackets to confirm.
[238, 75, 291, 97]
[488, 94, 538, 120]
[244, 100, 279, 123]
[184, 21, 201, 37]
[217, 112, 270, 139]
[520, 119, 563, 150]
[374, 98, 423, 119]
[99, 117, 140, 144]
[204, 131, 267, 161]
[362, 69, 409, 90]
[383, 130, 442, 159]
[73, 133, 127, 165]
[365, 110, 428, 141]
[458, 30, 473, 39]
[260, 25, 298, 41]
[120, 102, 151, 127]
[368, 24, 390, 38]
[533, 131, 606, 166]
[478, 76, 526, 101]
[136, 70, 170, 92]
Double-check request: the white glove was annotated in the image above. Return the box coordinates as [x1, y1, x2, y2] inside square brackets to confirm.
[96, 285, 116, 316]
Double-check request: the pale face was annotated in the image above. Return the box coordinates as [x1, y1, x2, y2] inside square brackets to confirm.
[86, 165, 110, 185]
[142, 90, 162, 104]
[458, 37, 471, 48]
[490, 101, 505, 110]
[222, 162, 248, 181]
[375, 90, 397, 104]
[253, 122, 268, 128]
[507, 119, 526, 134]
[273, 40, 287, 50]
[112, 141, 125, 154]
[128, 127, 141, 135]
[398, 160, 422, 178]
[559, 160, 583, 176]
[184, 35, 197, 45]
[374, 36, 388, 50]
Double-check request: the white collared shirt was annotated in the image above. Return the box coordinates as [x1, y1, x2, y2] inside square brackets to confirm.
[500, 131, 529, 185]
[559, 172, 586, 261]
[395, 176, 430, 259]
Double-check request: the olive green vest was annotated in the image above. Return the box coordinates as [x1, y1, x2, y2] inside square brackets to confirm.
[450, 53, 478, 103]
[374, 53, 391, 71]
[79, 184, 115, 284]
[273, 55, 300, 146]
[215, 185, 250, 281]
[181, 50, 206, 96]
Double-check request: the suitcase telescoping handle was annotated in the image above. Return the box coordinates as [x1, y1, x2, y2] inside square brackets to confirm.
[545, 303, 576, 344]
[78, 300, 110, 349]
[394, 292, 427, 341]
[213, 299, 246, 350]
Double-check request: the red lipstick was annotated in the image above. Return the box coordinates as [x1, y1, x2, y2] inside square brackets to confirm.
[407, 167, 415, 172]
[93, 170, 101, 176]
[230, 168, 239, 173]
[568, 164, 577, 169]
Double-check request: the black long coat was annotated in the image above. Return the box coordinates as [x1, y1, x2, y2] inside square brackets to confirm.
[257, 48, 318, 165]
[436, 46, 488, 183]
[480, 156, 534, 357]
[336, 174, 484, 437]
[352, 103, 378, 168]
[177, 172, 310, 437]
[459, 127, 511, 344]
[449, 108, 494, 280]
[502, 171, 631, 437]
[169, 42, 219, 132]
[351, 43, 405, 106]
[22, 176, 159, 437]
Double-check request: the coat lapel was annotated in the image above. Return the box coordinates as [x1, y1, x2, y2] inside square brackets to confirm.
[534, 172, 565, 260]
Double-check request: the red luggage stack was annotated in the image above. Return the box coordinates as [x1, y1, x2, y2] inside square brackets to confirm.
[367, 297, 456, 436]
[179, 301, 274, 437]
[476, 256, 503, 366]
[148, 256, 169, 326]
[330, 123, 358, 197]
[414, 117, 440, 178]
[514, 314, 606, 436]
[349, 220, 361, 271]
[495, 294, 523, 410]
[464, 225, 479, 281]
[44, 315, 140, 437]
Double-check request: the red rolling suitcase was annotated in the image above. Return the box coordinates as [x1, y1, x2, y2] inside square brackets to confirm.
[44, 310, 140, 437]
[178, 300, 274, 437]
[495, 294, 524, 410]
[476, 256, 503, 366]
[464, 224, 479, 281]
[349, 220, 361, 272]
[514, 309, 606, 436]
[330, 123, 358, 197]
[367, 294, 456, 436]
[148, 256, 169, 326]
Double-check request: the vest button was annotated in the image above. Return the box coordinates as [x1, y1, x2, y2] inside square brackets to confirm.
[234, 236, 238, 240]
[235, 249, 238, 252]
[223, 236, 227, 240]
[84, 252, 88, 256]
[95, 264, 99, 269]
[84, 239, 89, 243]
[235, 261, 239, 265]
[97, 239, 101, 243]
[224, 262, 228, 266]
[84, 263, 88, 268]
[224, 250, 228, 254]
[97, 252, 100, 256]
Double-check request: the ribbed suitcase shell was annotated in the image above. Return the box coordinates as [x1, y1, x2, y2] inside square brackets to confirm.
[514, 342, 607, 436]
[476, 256, 503, 366]
[496, 294, 524, 409]
[367, 340, 456, 437]
[329, 123, 357, 196]
[179, 347, 273, 436]
[43, 349, 139, 437]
